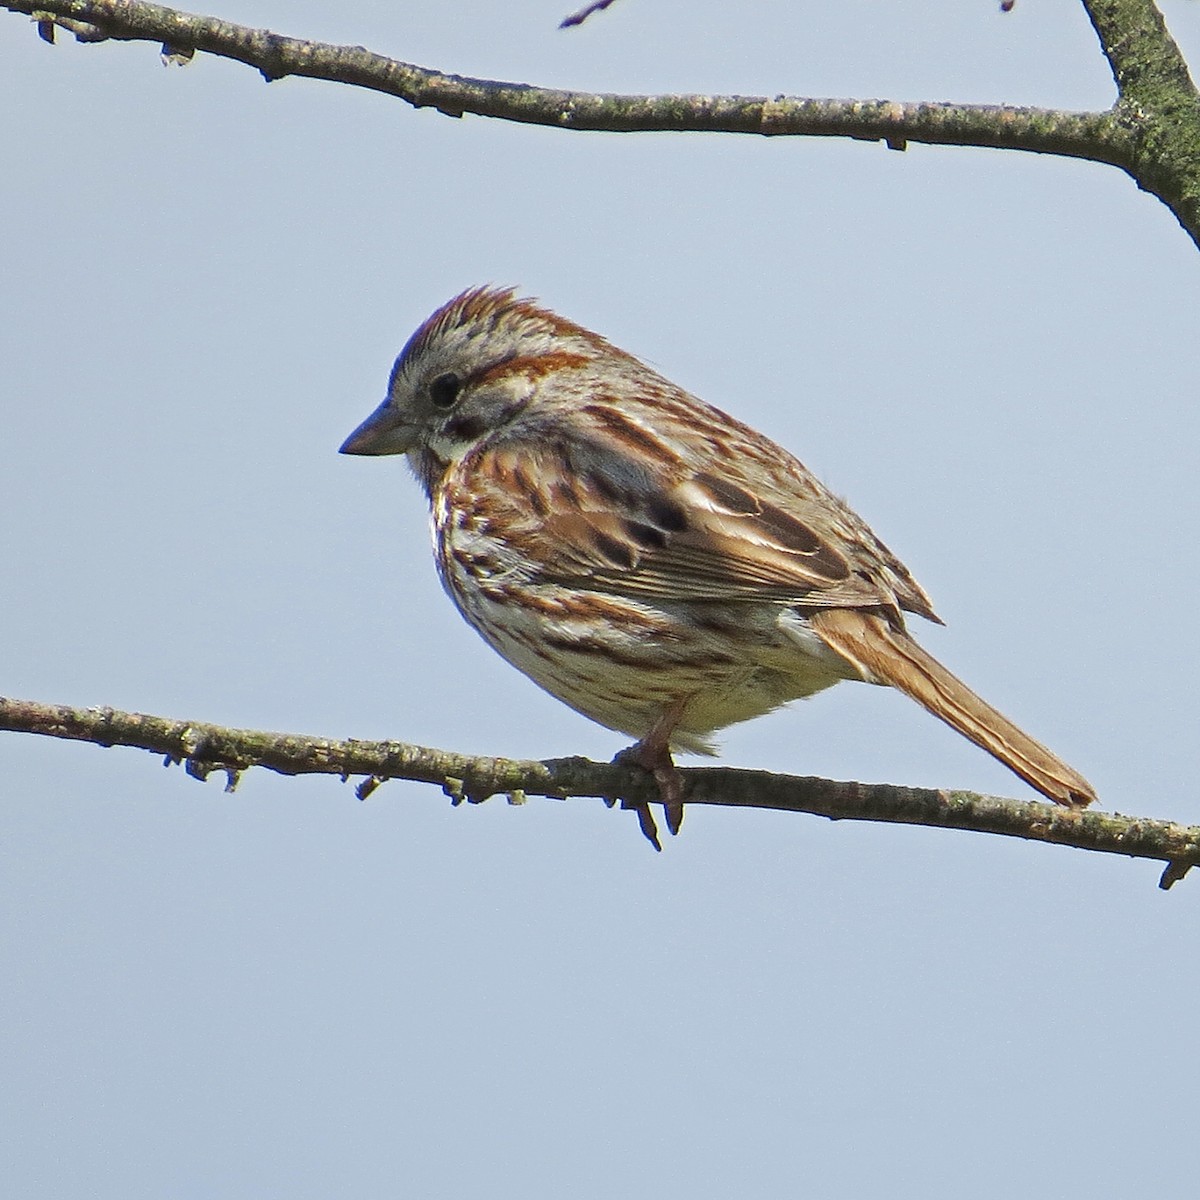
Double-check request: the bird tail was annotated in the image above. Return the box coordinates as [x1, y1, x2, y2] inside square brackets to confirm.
[810, 608, 1096, 808]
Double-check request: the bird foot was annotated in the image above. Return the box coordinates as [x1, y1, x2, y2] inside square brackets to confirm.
[614, 738, 685, 849]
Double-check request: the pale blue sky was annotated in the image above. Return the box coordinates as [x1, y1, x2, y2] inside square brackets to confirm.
[3, 3, 1200, 1196]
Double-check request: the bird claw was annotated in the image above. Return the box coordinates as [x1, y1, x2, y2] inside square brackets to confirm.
[620, 795, 663, 851]
[615, 737, 685, 847]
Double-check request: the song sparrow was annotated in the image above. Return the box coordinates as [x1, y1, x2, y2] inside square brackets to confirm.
[341, 287, 1095, 845]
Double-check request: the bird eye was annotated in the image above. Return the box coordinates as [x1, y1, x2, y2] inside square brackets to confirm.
[429, 372, 462, 409]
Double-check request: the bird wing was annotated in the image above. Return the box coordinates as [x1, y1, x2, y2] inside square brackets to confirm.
[455, 423, 938, 620]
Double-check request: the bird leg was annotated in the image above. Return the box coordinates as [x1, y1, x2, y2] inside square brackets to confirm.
[615, 696, 691, 846]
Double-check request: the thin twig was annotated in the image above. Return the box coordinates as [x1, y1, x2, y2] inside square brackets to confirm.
[560, 0, 620, 29]
[10, 2, 1189, 233]
[9, 2, 1199, 239]
[7, 0, 1197, 241]
[1, 696, 1195, 887]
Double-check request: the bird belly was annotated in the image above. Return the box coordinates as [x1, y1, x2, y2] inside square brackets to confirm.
[436, 527, 854, 752]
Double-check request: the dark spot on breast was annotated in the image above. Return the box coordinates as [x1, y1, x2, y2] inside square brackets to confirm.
[590, 529, 638, 569]
[452, 548, 503, 577]
[624, 519, 669, 550]
[694, 472, 760, 515]
[541, 634, 608, 657]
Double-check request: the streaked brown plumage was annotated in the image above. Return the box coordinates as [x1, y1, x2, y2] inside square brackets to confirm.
[341, 287, 1095, 845]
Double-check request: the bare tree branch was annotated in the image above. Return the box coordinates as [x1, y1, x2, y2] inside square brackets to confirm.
[1081, 0, 1200, 229]
[6, 0, 1200, 244]
[2, 696, 1196, 887]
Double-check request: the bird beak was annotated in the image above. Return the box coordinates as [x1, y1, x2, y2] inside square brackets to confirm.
[339, 400, 416, 456]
